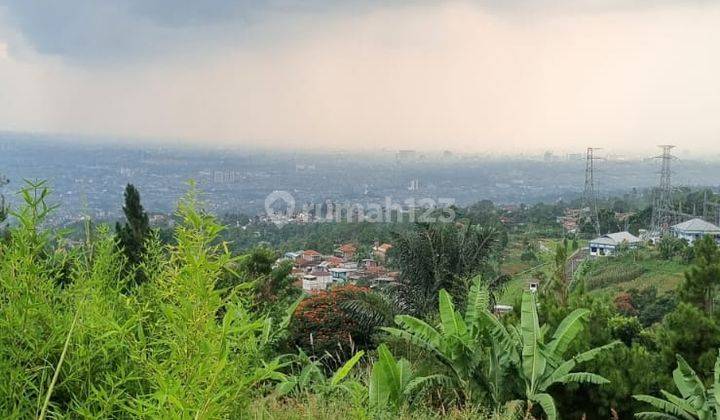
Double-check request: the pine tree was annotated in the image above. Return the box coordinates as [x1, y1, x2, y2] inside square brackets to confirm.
[679, 235, 720, 313]
[116, 184, 150, 285]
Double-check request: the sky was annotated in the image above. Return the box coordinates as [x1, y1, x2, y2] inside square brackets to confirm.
[1, 1, 720, 154]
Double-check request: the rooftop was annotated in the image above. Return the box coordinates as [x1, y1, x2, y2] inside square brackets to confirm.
[590, 231, 642, 246]
[671, 218, 720, 234]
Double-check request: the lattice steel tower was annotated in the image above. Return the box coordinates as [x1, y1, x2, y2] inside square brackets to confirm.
[582, 147, 601, 236]
[650, 145, 676, 234]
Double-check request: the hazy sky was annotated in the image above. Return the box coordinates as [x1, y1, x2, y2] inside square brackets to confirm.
[1, 1, 720, 153]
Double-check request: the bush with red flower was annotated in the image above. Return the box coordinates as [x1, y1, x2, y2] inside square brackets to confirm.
[288, 285, 374, 364]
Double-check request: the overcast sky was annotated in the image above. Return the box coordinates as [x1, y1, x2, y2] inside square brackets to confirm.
[1, 1, 719, 154]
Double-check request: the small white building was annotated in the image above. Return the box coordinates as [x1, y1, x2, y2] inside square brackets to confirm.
[670, 218, 720, 245]
[330, 267, 357, 281]
[589, 231, 642, 256]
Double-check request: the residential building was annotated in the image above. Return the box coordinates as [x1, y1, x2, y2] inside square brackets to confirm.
[301, 249, 322, 263]
[335, 243, 357, 261]
[373, 243, 393, 261]
[670, 218, 720, 245]
[588, 231, 642, 256]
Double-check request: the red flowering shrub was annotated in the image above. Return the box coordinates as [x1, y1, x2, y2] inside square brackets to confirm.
[614, 291, 637, 316]
[288, 285, 372, 362]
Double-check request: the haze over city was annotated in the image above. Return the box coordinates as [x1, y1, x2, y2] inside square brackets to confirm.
[2, 0, 720, 153]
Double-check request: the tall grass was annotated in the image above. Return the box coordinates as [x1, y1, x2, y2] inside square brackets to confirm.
[0, 182, 281, 418]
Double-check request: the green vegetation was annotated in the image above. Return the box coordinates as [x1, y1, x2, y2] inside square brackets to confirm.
[3, 181, 720, 418]
[115, 183, 151, 285]
[634, 352, 720, 419]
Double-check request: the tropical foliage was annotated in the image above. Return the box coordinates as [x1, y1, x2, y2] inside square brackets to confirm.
[2, 181, 720, 418]
[634, 351, 720, 419]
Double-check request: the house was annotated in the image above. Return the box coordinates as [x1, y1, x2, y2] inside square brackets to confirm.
[361, 259, 378, 269]
[310, 267, 332, 283]
[320, 256, 344, 268]
[670, 218, 720, 245]
[588, 231, 642, 256]
[301, 249, 322, 263]
[373, 243, 393, 261]
[335, 243, 357, 260]
[330, 267, 357, 281]
[302, 267, 334, 291]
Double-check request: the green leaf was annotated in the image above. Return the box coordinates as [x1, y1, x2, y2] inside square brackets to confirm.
[405, 374, 454, 399]
[530, 393, 557, 420]
[381, 327, 445, 363]
[397, 358, 413, 392]
[672, 354, 707, 412]
[521, 292, 546, 393]
[558, 372, 610, 385]
[369, 356, 390, 409]
[574, 341, 621, 364]
[633, 395, 695, 420]
[659, 390, 696, 416]
[330, 350, 365, 386]
[393, 315, 443, 347]
[465, 275, 489, 330]
[439, 289, 460, 336]
[546, 309, 589, 355]
[634, 413, 684, 419]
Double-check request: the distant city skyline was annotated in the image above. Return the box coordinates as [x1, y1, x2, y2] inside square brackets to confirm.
[2, 1, 720, 153]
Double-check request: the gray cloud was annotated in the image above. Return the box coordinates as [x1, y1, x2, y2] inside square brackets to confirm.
[2, 0, 707, 63]
[0, 0, 408, 62]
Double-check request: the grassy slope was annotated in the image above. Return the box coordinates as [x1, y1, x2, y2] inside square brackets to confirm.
[498, 235, 557, 305]
[586, 252, 687, 295]
[498, 235, 687, 304]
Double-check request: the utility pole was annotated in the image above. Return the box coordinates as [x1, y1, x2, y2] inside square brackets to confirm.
[582, 147, 601, 237]
[650, 145, 676, 235]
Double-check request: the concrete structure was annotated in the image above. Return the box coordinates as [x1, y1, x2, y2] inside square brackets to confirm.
[589, 231, 642, 256]
[301, 250, 322, 263]
[670, 218, 720, 245]
[330, 267, 357, 281]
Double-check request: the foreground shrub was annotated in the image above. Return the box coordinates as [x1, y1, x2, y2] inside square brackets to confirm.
[289, 285, 373, 364]
[0, 182, 282, 418]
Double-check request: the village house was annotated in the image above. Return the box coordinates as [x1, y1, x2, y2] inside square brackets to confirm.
[588, 231, 642, 256]
[335, 243, 357, 261]
[301, 267, 334, 291]
[670, 218, 720, 245]
[373, 243, 393, 261]
[301, 249, 322, 263]
[330, 267, 357, 281]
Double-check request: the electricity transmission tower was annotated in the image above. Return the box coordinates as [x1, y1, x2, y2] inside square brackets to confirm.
[0, 173, 8, 223]
[650, 145, 677, 235]
[582, 147, 601, 237]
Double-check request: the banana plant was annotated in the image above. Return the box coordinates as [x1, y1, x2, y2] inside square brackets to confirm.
[275, 349, 365, 397]
[369, 343, 452, 412]
[381, 276, 502, 404]
[633, 352, 720, 419]
[511, 291, 620, 420]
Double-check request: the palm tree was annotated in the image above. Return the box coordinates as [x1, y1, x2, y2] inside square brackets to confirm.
[391, 222, 505, 315]
[633, 352, 720, 419]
